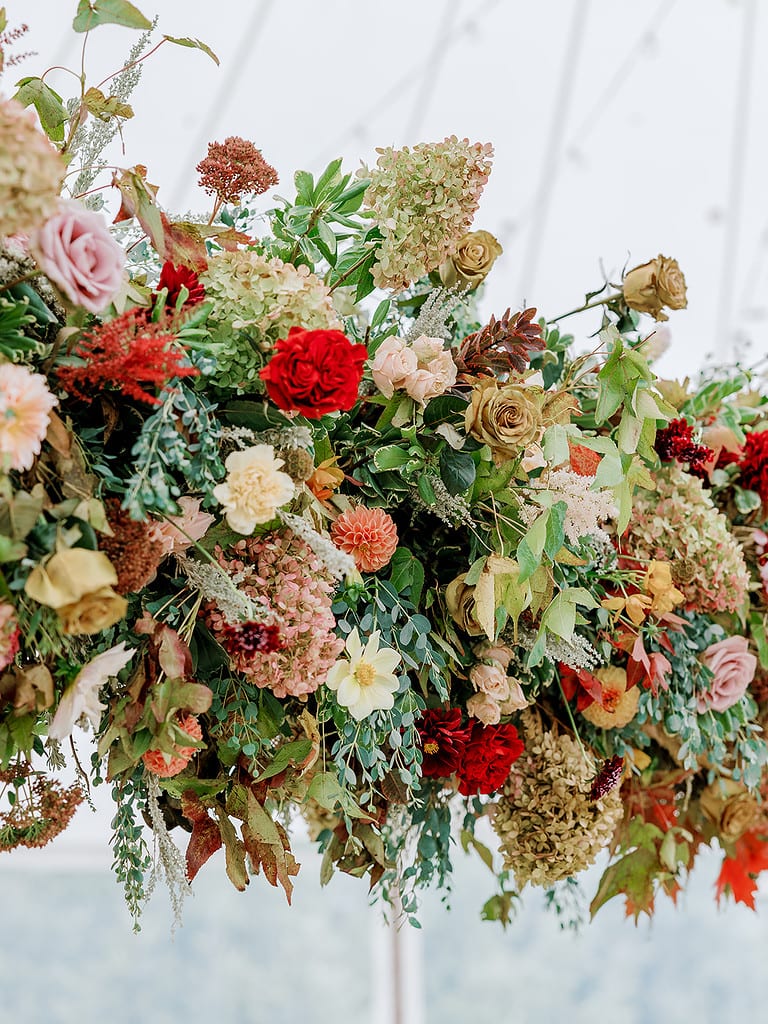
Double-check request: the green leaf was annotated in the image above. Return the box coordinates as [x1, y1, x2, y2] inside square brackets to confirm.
[373, 445, 412, 471]
[423, 393, 468, 426]
[14, 78, 67, 142]
[293, 170, 314, 204]
[83, 85, 133, 121]
[256, 738, 313, 781]
[73, 0, 152, 32]
[544, 501, 567, 560]
[735, 486, 762, 514]
[439, 447, 476, 495]
[163, 35, 220, 65]
[590, 847, 659, 921]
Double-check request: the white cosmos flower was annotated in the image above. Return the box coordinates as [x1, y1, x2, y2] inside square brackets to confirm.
[325, 628, 401, 721]
[49, 642, 134, 740]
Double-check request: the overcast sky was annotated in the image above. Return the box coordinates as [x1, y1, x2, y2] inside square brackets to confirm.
[14, 0, 768, 382]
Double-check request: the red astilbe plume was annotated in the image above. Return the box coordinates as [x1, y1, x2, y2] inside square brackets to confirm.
[455, 307, 545, 378]
[196, 136, 278, 205]
[56, 309, 198, 405]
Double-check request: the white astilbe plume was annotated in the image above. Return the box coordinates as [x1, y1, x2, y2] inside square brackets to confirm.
[411, 475, 474, 527]
[145, 775, 191, 934]
[404, 287, 462, 343]
[515, 626, 602, 671]
[522, 468, 617, 544]
[279, 511, 356, 580]
[220, 424, 313, 451]
[176, 554, 259, 624]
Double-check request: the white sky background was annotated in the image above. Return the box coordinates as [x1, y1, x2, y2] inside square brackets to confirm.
[14, 0, 768, 384]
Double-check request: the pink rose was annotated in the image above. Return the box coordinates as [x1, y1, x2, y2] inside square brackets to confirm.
[473, 642, 514, 671]
[34, 201, 125, 313]
[403, 335, 457, 404]
[466, 691, 501, 725]
[469, 662, 510, 700]
[148, 497, 215, 558]
[371, 337, 418, 399]
[697, 636, 757, 713]
[499, 678, 529, 713]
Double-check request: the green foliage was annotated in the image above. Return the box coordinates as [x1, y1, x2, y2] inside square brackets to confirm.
[109, 772, 152, 932]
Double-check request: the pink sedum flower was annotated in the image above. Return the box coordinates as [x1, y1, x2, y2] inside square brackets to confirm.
[0, 362, 57, 471]
[697, 636, 757, 713]
[33, 201, 125, 313]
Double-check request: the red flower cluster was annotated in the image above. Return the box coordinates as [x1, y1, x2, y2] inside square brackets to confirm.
[417, 710, 524, 796]
[260, 326, 367, 419]
[654, 418, 712, 474]
[156, 262, 206, 309]
[196, 136, 278, 204]
[738, 429, 768, 505]
[589, 756, 624, 801]
[57, 309, 199, 405]
[219, 620, 283, 662]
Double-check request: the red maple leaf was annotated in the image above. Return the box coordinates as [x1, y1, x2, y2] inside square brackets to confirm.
[715, 830, 768, 909]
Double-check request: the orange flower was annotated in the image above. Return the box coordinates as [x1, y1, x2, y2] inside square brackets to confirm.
[602, 593, 652, 626]
[643, 560, 685, 615]
[142, 714, 202, 778]
[582, 667, 639, 729]
[331, 506, 398, 572]
[307, 457, 345, 502]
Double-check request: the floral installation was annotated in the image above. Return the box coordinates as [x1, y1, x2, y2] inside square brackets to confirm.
[3, 2, 768, 933]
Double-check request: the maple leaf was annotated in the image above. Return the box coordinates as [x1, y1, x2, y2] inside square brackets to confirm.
[182, 791, 222, 882]
[715, 830, 768, 909]
[591, 846, 659, 922]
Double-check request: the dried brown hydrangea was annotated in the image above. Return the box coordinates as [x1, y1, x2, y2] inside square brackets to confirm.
[99, 498, 165, 594]
[0, 762, 83, 851]
[491, 710, 623, 889]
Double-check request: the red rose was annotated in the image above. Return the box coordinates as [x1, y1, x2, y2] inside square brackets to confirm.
[457, 721, 524, 796]
[260, 326, 367, 419]
[418, 708, 472, 779]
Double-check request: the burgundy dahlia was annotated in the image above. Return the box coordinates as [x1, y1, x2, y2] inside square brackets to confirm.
[738, 429, 768, 506]
[418, 708, 472, 779]
[220, 620, 283, 660]
[654, 418, 712, 475]
[457, 721, 524, 796]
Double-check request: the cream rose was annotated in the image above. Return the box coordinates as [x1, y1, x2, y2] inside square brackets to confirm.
[58, 587, 128, 635]
[466, 691, 501, 725]
[465, 379, 542, 460]
[622, 255, 687, 322]
[439, 230, 503, 291]
[697, 636, 756, 713]
[212, 444, 295, 534]
[370, 337, 418, 399]
[469, 662, 510, 701]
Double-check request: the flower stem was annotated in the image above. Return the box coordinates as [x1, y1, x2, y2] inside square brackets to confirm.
[549, 293, 623, 324]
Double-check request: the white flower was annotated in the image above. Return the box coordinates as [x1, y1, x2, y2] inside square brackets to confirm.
[212, 444, 295, 534]
[325, 628, 401, 721]
[49, 642, 134, 739]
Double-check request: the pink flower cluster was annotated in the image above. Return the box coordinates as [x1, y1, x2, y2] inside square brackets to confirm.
[466, 642, 529, 724]
[205, 529, 343, 699]
[371, 334, 457, 405]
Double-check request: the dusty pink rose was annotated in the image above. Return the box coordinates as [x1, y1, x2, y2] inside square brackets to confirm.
[34, 201, 125, 313]
[469, 662, 510, 701]
[499, 678, 530, 714]
[697, 636, 757, 713]
[371, 337, 418, 398]
[473, 642, 514, 671]
[466, 691, 501, 725]
[403, 334, 457, 404]
[148, 497, 215, 558]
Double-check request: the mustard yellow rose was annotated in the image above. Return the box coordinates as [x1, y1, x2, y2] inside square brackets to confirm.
[622, 255, 687, 321]
[465, 379, 542, 461]
[58, 587, 128, 636]
[439, 230, 503, 291]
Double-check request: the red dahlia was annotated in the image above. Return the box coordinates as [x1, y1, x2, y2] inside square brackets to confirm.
[738, 429, 768, 506]
[457, 721, 524, 796]
[157, 261, 206, 308]
[418, 708, 472, 779]
[260, 326, 367, 419]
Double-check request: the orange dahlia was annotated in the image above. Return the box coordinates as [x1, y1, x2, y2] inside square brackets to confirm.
[142, 714, 203, 778]
[330, 506, 398, 572]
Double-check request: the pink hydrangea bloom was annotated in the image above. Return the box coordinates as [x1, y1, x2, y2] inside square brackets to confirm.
[205, 530, 343, 699]
[0, 362, 57, 471]
[33, 201, 125, 313]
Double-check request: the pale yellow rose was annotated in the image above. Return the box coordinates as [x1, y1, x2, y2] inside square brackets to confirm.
[58, 587, 128, 635]
[439, 231, 503, 291]
[699, 779, 759, 840]
[622, 255, 687, 321]
[212, 444, 295, 534]
[25, 548, 119, 609]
